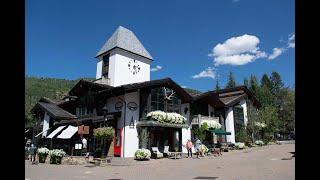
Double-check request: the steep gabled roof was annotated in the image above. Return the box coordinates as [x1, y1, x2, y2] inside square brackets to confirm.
[95, 26, 153, 60]
[31, 102, 77, 120]
[193, 86, 261, 108]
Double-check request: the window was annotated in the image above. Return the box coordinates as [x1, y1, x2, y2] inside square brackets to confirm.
[102, 54, 109, 77]
[233, 105, 244, 134]
[140, 87, 182, 118]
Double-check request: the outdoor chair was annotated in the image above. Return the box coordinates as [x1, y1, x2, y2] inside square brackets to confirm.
[151, 147, 163, 159]
[163, 146, 173, 157]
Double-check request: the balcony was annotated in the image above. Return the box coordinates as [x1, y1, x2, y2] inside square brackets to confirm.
[191, 114, 219, 125]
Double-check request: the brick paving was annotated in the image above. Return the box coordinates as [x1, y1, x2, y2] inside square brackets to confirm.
[25, 143, 294, 180]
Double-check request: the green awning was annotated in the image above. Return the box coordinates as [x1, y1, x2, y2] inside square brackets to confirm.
[208, 128, 231, 135]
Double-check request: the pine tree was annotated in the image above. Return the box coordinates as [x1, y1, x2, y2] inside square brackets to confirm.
[261, 74, 272, 91]
[270, 71, 284, 95]
[225, 72, 236, 89]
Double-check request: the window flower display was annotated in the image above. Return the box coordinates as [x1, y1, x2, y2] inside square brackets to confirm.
[49, 149, 66, 164]
[134, 148, 151, 160]
[200, 120, 221, 129]
[37, 147, 49, 163]
[146, 111, 186, 124]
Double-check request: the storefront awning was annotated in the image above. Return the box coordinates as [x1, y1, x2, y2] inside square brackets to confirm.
[46, 126, 66, 139]
[35, 128, 51, 138]
[209, 128, 231, 135]
[57, 125, 78, 139]
[136, 120, 189, 128]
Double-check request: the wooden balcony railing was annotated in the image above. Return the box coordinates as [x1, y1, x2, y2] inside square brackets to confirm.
[191, 114, 219, 125]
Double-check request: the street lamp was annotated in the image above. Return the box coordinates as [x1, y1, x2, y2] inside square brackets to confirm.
[102, 105, 108, 127]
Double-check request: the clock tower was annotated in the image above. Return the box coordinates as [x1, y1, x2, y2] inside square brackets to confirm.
[95, 26, 153, 87]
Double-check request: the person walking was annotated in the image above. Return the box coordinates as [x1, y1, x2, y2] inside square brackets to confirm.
[186, 140, 193, 158]
[195, 138, 202, 159]
[29, 144, 37, 164]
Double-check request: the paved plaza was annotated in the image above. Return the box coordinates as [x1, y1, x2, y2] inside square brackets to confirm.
[25, 143, 294, 180]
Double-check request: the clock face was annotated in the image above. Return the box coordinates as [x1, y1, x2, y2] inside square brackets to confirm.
[128, 59, 141, 75]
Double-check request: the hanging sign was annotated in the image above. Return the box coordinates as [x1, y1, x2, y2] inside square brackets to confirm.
[78, 125, 89, 134]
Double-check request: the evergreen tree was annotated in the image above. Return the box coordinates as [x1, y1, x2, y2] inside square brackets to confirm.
[261, 74, 272, 91]
[249, 75, 259, 96]
[215, 79, 220, 90]
[270, 71, 284, 95]
[225, 72, 236, 89]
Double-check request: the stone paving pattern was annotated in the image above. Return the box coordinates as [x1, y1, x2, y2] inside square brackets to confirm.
[25, 143, 295, 180]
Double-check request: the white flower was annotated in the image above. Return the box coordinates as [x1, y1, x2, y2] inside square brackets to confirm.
[134, 148, 151, 160]
[37, 147, 49, 154]
[201, 120, 221, 129]
[255, 140, 264, 146]
[147, 111, 186, 124]
[49, 149, 66, 157]
[235, 142, 245, 149]
[255, 122, 267, 128]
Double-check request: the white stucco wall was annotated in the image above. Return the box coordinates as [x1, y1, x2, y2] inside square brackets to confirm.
[240, 99, 248, 126]
[123, 91, 140, 157]
[180, 103, 191, 153]
[109, 48, 151, 87]
[225, 107, 235, 143]
[42, 112, 50, 137]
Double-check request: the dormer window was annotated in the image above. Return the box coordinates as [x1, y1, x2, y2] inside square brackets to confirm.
[102, 54, 110, 77]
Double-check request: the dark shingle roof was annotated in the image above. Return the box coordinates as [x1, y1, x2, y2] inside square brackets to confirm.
[98, 78, 193, 103]
[35, 102, 76, 119]
[96, 26, 153, 60]
[193, 86, 261, 108]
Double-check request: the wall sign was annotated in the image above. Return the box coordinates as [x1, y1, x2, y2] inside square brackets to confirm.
[127, 102, 138, 111]
[115, 101, 123, 111]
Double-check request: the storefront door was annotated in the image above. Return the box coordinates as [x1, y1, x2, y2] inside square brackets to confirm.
[114, 128, 122, 156]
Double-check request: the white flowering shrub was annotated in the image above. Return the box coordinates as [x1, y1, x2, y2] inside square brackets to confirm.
[200, 120, 221, 129]
[38, 147, 50, 163]
[49, 149, 66, 157]
[37, 147, 49, 155]
[255, 122, 267, 128]
[255, 140, 264, 146]
[49, 149, 66, 164]
[134, 148, 151, 160]
[146, 111, 186, 124]
[235, 142, 245, 149]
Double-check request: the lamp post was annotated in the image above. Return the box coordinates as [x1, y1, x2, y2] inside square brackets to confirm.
[101, 105, 108, 157]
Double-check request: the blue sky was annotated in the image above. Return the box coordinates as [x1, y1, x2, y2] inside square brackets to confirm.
[26, 0, 295, 92]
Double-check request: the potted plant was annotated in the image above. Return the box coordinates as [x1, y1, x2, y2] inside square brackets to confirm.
[134, 148, 151, 161]
[93, 127, 115, 157]
[37, 147, 49, 163]
[49, 149, 66, 164]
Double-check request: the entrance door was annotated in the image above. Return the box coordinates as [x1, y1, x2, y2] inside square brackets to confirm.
[114, 128, 122, 156]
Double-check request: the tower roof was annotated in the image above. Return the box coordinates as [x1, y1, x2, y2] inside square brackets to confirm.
[96, 26, 153, 60]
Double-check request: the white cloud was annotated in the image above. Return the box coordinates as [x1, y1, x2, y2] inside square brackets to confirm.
[288, 33, 295, 48]
[192, 67, 216, 79]
[268, 48, 284, 60]
[150, 65, 163, 72]
[209, 34, 267, 66]
[181, 85, 187, 88]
